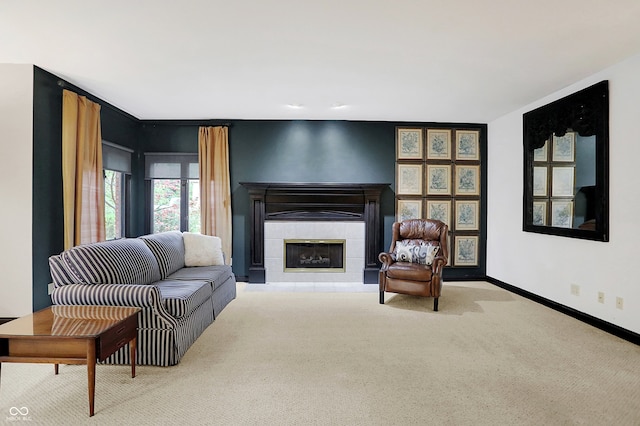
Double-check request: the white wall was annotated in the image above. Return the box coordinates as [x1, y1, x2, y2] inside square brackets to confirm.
[0, 64, 33, 316]
[487, 53, 640, 334]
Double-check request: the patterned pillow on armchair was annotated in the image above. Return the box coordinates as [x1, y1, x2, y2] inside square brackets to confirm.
[394, 241, 439, 265]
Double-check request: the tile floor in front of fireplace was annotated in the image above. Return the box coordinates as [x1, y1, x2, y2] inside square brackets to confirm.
[243, 282, 378, 293]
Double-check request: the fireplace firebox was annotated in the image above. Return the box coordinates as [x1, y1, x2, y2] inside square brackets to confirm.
[284, 239, 345, 272]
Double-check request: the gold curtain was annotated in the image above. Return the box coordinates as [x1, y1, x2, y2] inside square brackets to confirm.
[198, 126, 232, 262]
[62, 89, 105, 249]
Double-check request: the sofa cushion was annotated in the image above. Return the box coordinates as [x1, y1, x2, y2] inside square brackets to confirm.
[61, 238, 161, 285]
[166, 265, 233, 291]
[140, 231, 185, 278]
[154, 280, 212, 319]
[183, 232, 225, 266]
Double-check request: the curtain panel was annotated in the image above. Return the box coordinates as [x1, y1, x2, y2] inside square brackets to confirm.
[62, 89, 105, 249]
[198, 126, 232, 262]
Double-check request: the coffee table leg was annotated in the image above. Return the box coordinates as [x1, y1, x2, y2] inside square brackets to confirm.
[130, 337, 137, 378]
[54, 364, 59, 375]
[87, 340, 97, 417]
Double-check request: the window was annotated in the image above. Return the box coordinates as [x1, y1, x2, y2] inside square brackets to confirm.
[145, 153, 200, 233]
[103, 142, 132, 240]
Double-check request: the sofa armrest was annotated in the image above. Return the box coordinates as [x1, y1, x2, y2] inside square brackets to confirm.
[51, 283, 182, 327]
[51, 283, 161, 307]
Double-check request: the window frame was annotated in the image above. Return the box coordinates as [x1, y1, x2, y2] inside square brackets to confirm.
[144, 153, 199, 234]
[102, 141, 133, 239]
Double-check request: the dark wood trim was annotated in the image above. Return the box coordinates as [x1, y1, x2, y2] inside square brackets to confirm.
[246, 186, 267, 283]
[0, 318, 17, 325]
[486, 276, 639, 346]
[240, 182, 389, 284]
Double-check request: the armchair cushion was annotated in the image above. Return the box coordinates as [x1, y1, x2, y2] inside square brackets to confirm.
[394, 241, 439, 265]
[386, 262, 433, 282]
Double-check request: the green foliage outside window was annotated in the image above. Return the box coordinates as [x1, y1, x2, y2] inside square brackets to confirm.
[105, 170, 122, 240]
[153, 179, 200, 233]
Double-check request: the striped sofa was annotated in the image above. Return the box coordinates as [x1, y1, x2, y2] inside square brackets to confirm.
[48, 231, 236, 366]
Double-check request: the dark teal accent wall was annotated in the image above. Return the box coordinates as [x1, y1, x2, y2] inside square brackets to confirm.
[140, 120, 398, 278]
[32, 67, 64, 311]
[32, 67, 141, 310]
[139, 120, 486, 280]
[228, 120, 397, 278]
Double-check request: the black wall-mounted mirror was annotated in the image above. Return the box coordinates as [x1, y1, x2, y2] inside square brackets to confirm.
[523, 81, 609, 241]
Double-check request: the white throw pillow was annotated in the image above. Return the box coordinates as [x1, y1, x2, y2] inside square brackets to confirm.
[182, 232, 225, 267]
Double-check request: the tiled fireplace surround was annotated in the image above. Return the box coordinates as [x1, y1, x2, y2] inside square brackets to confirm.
[265, 221, 364, 282]
[241, 182, 388, 284]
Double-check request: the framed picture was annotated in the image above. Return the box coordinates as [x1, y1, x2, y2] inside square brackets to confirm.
[426, 164, 451, 195]
[532, 201, 547, 226]
[533, 166, 548, 197]
[533, 140, 548, 162]
[551, 166, 575, 197]
[426, 200, 451, 226]
[455, 165, 480, 196]
[426, 129, 451, 160]
[552, 132, 575, 162]
[397, 199, 423, 222]
[396, 128, 423, 160]
[454, 235, 478, 266]
[551, 200, 574, 228]
[396, 163, 423, 195]
[455, 130, 480, 160]
[455, 200, 479, 231]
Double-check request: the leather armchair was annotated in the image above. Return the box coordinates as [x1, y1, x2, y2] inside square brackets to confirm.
[379, 219, 449, 311]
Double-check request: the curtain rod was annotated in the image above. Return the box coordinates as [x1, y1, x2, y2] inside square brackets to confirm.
[102, 140, 134, 153]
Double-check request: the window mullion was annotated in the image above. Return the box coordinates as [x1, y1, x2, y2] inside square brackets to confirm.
[180, 179, 189, 232]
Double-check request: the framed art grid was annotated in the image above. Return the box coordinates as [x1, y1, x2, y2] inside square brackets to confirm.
[394, 125, 484, 276]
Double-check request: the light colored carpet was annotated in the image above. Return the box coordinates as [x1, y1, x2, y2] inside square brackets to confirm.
[1, 281, 639, 425]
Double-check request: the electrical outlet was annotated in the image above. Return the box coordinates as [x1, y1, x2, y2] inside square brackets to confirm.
[570, 284, 580, 296]
[48, 283, 54, 295]
[616, 297, 624, 310]
[598, 292, 605, 304]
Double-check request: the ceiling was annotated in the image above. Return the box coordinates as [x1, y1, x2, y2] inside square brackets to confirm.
[2, 0, 640, 123]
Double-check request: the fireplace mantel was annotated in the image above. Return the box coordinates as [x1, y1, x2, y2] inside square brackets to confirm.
[240, 182, 389, 283]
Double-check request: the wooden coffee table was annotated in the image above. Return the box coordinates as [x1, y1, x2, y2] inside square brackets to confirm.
[0, 305, 140, 416]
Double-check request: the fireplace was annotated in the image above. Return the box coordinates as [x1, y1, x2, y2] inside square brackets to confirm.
[241, 182, 388, 283]
[284, 239, 345, 272]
